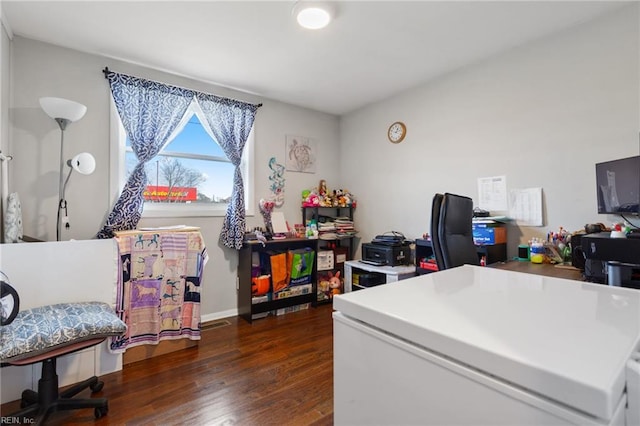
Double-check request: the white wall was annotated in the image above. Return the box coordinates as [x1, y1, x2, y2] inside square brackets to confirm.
[7, 37, 340, 319]
[0, 16, 9, 155]
[1, 17, 11, 240]
[0, 20, 9, 153]
[340, 4, 640, 257]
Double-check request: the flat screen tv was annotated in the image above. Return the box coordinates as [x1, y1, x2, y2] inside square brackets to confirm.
[595, 155, 640, 215]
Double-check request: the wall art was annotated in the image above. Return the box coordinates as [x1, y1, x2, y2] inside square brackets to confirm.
[286, 135, 316, 173]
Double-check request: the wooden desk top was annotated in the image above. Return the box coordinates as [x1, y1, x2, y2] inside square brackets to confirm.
[490, 260, 584, 282]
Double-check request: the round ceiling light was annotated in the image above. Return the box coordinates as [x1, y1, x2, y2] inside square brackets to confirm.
[293, 2, 335, 30]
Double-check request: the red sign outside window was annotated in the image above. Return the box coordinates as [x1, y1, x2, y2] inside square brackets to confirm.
[144, 186, 197, 202]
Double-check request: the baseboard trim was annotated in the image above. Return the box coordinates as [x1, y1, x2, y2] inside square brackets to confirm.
[202, 308, 238, 325]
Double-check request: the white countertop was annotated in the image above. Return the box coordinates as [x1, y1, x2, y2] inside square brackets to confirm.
[333, 265, 640, 421]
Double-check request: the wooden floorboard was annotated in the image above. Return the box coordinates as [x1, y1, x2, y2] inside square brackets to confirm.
[1, 304, 335, 425]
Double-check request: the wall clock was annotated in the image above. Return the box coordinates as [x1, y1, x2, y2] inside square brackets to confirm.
[387, 121, 406, 143]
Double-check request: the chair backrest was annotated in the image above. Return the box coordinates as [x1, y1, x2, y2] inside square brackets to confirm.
[437, 193, 479, 269]
[430, 193, 446, 271]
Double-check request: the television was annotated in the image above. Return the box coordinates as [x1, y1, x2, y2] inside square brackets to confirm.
[595, 155, 640, 215]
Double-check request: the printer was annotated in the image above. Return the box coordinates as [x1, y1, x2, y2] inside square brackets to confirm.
[361, 232, 413, 266]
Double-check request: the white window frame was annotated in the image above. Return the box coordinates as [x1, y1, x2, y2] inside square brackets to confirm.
[109, 98, 255, 218]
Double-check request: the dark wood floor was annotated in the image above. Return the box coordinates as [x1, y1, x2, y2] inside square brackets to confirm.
[1, 304, 335, 425]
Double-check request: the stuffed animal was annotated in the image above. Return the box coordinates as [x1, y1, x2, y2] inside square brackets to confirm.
[321, 190, 333, 207]
[341, 189, 354, 207]
[318, 179, 328, 197]
[302, 191, 320, 207]
[329, 271, 342, 298]
[336, 189, 347, 207]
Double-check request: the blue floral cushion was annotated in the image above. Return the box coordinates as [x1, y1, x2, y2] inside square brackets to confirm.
[0, 302, 127, 362]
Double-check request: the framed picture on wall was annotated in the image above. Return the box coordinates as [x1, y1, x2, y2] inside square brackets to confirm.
[286, 135, 316, 173]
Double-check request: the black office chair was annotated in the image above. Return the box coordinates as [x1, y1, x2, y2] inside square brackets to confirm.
[435, 193, 480, 270]
[430, 193, 446, 271]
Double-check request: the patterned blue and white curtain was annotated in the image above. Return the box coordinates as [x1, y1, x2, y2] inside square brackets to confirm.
[96, 72, 194, 239]
[196, 93, 260, 249]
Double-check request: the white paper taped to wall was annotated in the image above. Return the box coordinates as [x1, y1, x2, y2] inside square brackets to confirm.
[477, 175, 508, 211]
[509, 187, 543, 226]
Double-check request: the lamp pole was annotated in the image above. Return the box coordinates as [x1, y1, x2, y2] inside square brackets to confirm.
[55, 118, 71, 241]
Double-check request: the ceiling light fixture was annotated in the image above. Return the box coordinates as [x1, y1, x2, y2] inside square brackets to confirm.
[292, 1, 335, 30]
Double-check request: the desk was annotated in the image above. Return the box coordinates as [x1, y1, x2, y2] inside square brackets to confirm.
[344, 260, 416, 292]
[491, 260, 584, 281]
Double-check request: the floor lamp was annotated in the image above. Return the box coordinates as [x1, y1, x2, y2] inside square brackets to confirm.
[39, 97, 95, 241]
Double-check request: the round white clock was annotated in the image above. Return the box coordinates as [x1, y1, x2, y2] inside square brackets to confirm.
[388, 121, 406, 143]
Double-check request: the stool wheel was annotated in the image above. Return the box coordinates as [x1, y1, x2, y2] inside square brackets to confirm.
[90, 380, 104, 393]
[95, 405, 108, 419]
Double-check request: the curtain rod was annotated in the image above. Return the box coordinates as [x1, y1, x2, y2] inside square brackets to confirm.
[0, 151, 12, 162]
[102, 67, 263, 108]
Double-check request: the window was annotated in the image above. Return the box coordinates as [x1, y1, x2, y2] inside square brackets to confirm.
[110, 100, 254, 218]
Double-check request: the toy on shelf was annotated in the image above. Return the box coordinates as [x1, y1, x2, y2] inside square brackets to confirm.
[320, 192, 334, 207]
[302, 189, 320, 207]
[301, 180, 356, 208]
[317, 270, 343, 301]
[318, 179, 328, 197]
[329, 270, 342, 298]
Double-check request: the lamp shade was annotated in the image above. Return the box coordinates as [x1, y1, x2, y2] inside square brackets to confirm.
[39, 97, 87, 122]
[68, 152, 96, 175]
[292, 1, 335, 29]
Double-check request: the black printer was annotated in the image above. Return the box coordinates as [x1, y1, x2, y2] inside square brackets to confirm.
[361, 232, 413, 266]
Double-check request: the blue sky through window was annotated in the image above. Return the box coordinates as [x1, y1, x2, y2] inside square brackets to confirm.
[168, 115, 225, 156]
[125, 114, 234, 201]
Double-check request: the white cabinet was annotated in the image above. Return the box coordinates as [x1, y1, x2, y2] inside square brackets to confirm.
[343, 260, 415, 292]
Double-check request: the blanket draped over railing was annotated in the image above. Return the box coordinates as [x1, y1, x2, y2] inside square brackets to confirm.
[110, 228, 208, 353]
